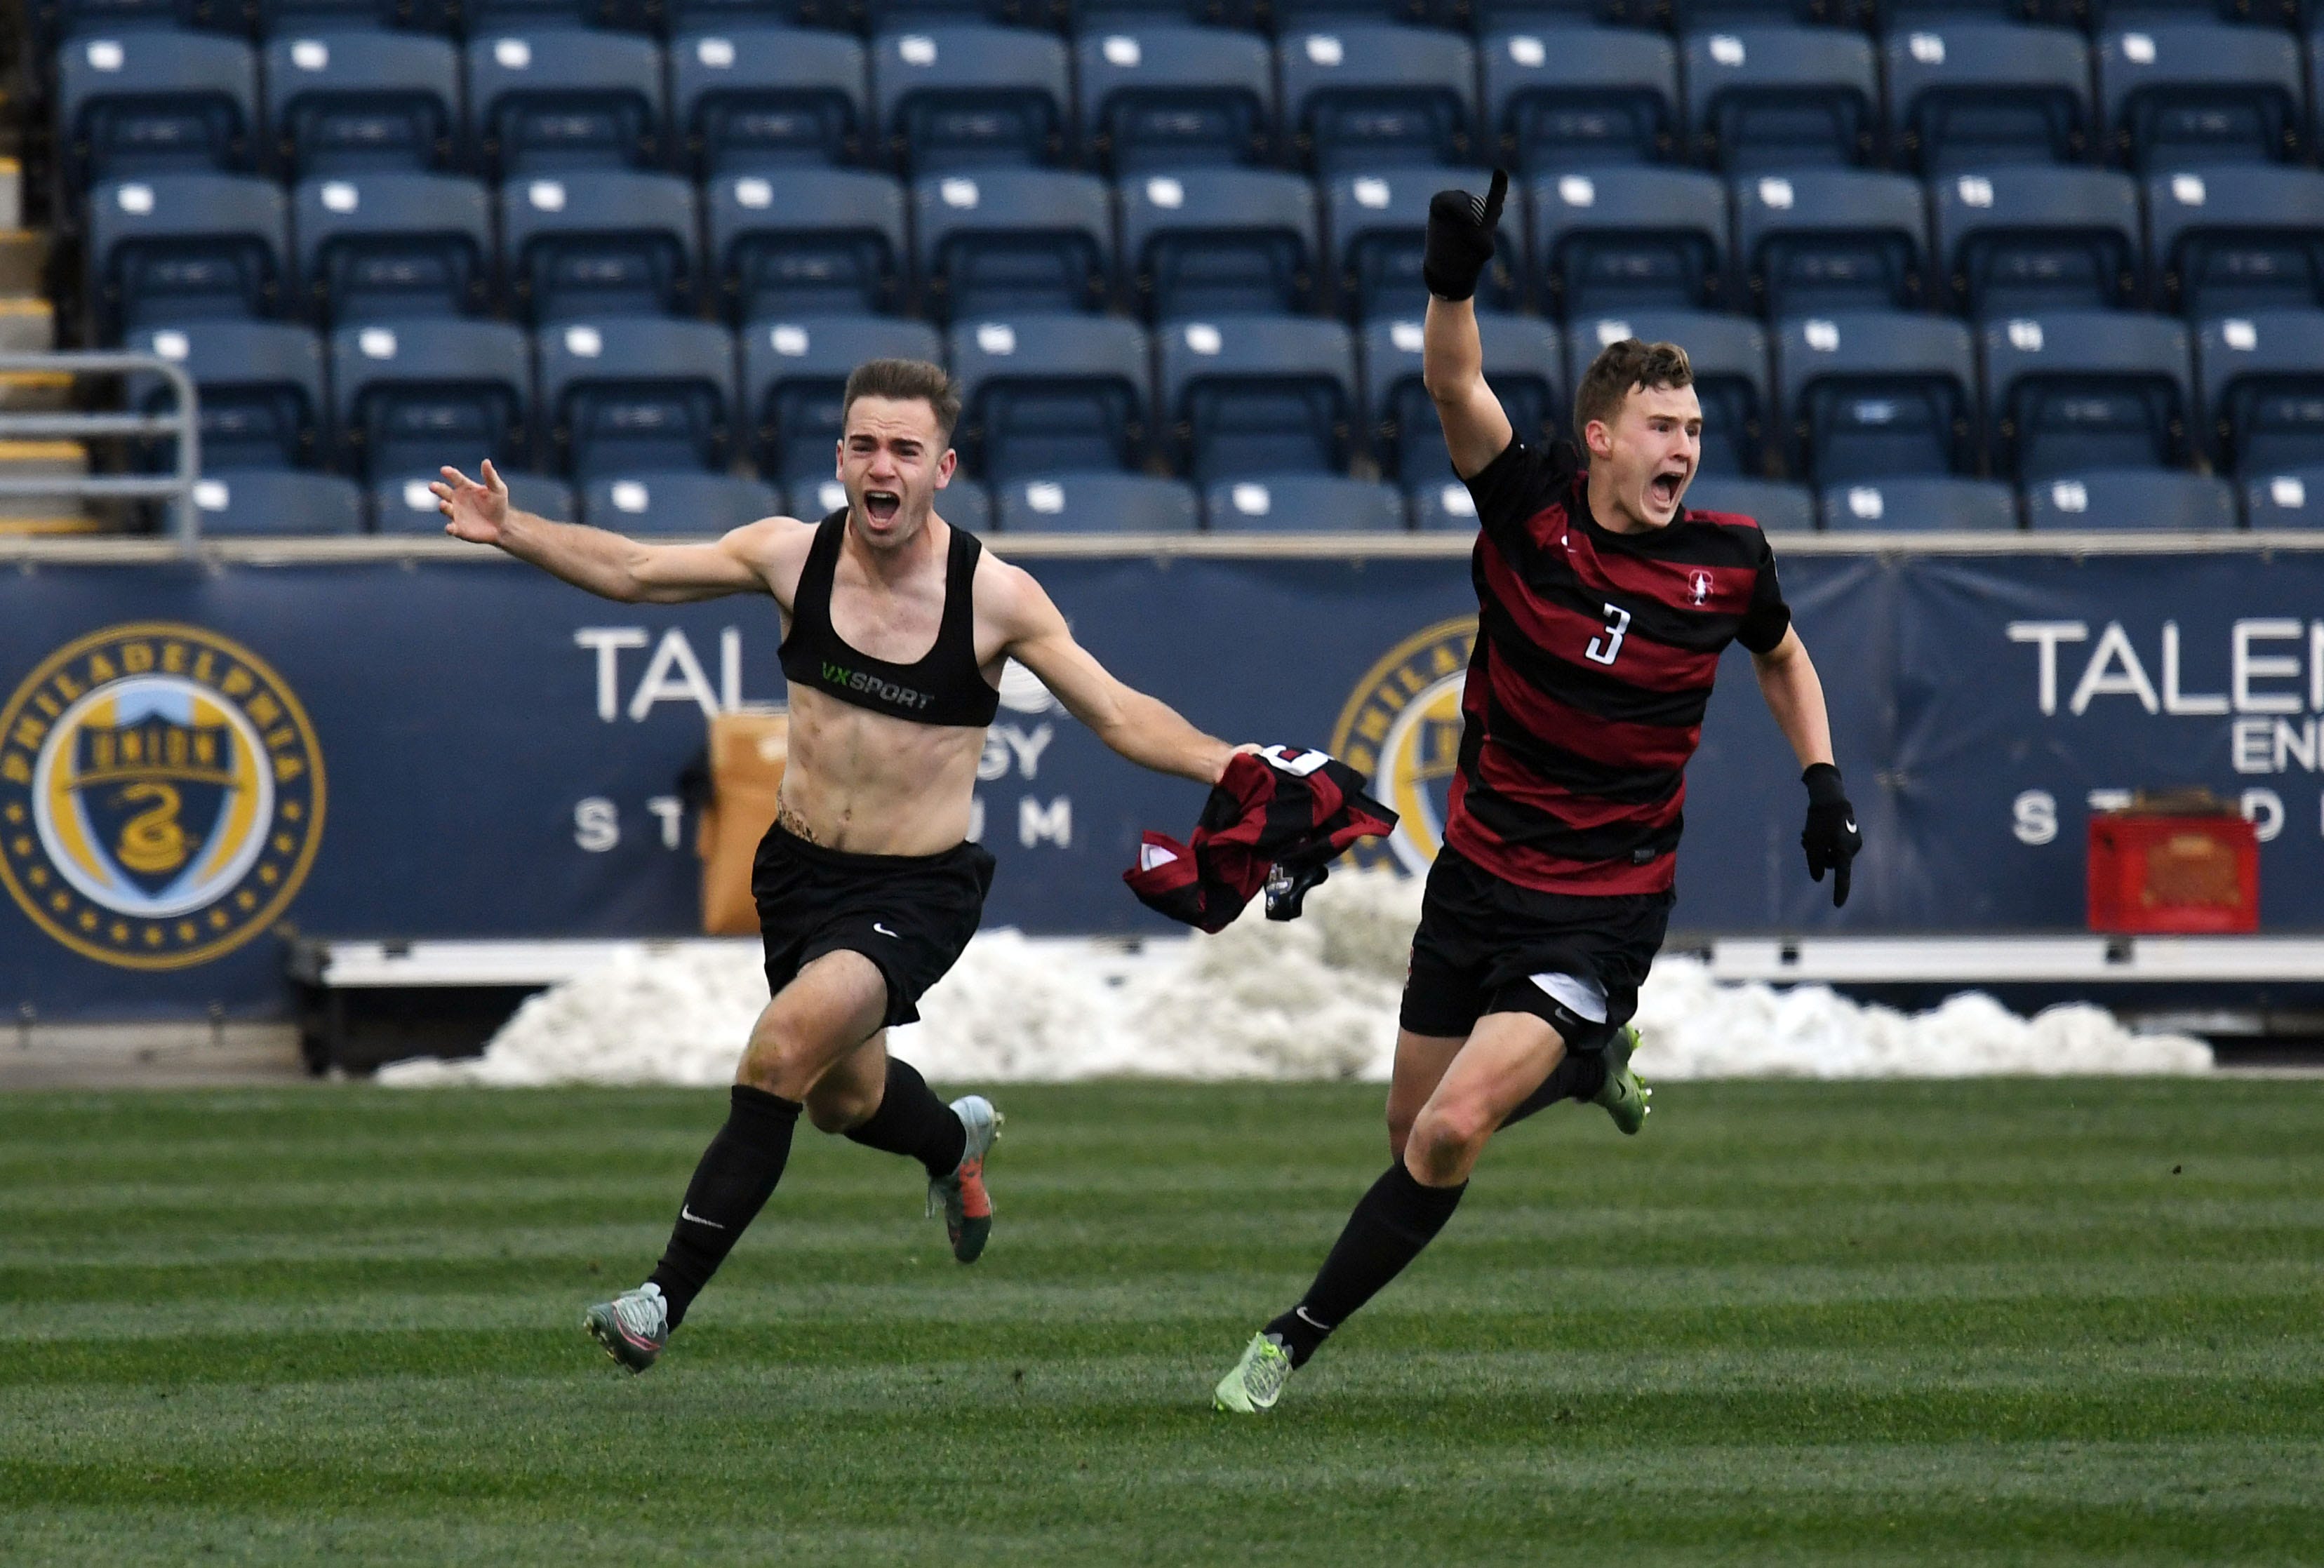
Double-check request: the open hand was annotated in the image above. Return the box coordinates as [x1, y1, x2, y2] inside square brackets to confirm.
[432, 460, 511, 546]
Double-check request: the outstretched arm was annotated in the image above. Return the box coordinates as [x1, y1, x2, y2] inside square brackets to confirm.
[1420, 170, 1514, 481]
[1751, 626, 1834, 770]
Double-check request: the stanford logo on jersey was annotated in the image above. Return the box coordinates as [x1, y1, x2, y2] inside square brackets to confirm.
[1688, 570, 1713, 605]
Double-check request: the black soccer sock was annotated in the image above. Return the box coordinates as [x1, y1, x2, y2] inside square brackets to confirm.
[843, 1057, 968, 1180]
[1266, 1162, 1467, 1368]
[1499, 1049, 1608, 1130]
[647, 1085, 801, 1329]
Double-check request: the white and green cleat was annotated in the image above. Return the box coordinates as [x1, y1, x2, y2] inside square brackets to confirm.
[583, 1282, 668, 1374]
[928, 1094, 1002, 1264]
[1592, 1024, 1651, 1136]
[1213, 1332, 1294, 1414]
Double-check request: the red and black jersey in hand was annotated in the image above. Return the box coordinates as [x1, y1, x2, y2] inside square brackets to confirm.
[1450, 438, 1793, 896]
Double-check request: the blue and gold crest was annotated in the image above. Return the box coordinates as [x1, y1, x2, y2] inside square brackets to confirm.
[1329, 615, 1477, 875]
[0, 623, 325, 970]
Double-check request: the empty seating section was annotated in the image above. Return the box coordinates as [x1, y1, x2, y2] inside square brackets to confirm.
[2196, 309, 2324, 474]
[873, 25, 1070, 170]
[1982, 308, 2192, 477]
[500, 170, 700, 321]
[2097, 22, 2301, 169]
[264, 30, 461, 177]
[1332, 167, 1514, 321]
[672, 27, 868, 175]
[1279, 25, 1478, 173]
[1735, 169, 1926, 315]
[1122, 168, 1318, 319]
[1076, 27, 1273, 172]
[294, 173, 493, 324]
[539, 316, 737, 478]
[1683, 27, 1877, 170]
[711, 170, 908, 319]
[951, 312, 1149, 478]
[1532, 167, 1728, 316]
[1934, 166, 2141, 314]
[1885, 22, 2089, 171]
[1485, 27, 1678, 172]
[1777, 309, 1975, 481]
[465, 29, 666, 176]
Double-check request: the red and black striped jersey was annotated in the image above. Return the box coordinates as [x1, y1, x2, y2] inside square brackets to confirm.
[1446, 437, 1792, 897]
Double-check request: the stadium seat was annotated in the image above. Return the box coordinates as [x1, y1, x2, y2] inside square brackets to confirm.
[872, 25, 1071, 173]
[742, 314, 944, 483]
[538, 318, 738, 481]
[1121, 168, 1319, 321]
[374, 470, 576, 531]
[1203, 474, 1405, 532]
[672, 27, 868, 176]
[1530, 167, 1730, 318]
[127, 321, 327, 471]
[465, 29, 667, 178]
[1483, 25, 1679, 174]
[1159, 315, 1357, 483]
[293, 173, 492, 325]
[1982, 309, 2193, 479]
[1883, 21, 2091, 173]
[1408, 476, 1479, 530]
[1330, 168, 1516, 323]
[1362, 311, 1563, 483]
[2022, 468, 2233, 530]
[1075, 27, 1274, 173]
[1681, 25, 1877, 171]
[1819, 475, 2017, 530]
[500, 170, 700, 323]
[788, 475, 992, 532]
[2098, 22, 2302, 170]
[1683, 476, 1814, 530]
[1279, 25, 1479, 174]
[2240, 465, 2324, 528]
[1568, 309, 1769, 475]
[582, 473, 780, 535]
[263, 31, 460, 179]
[949, 314, 1151, 480]
[1735, 170, 1928, 318]
[995, 471, 1198, 532]
[330, 317, 533, 481]
[912, 169, 1113, 321]
[87, 174, 291, 338]
[709, 170, 909, 323]
[1775, 310, 1977, 483]
[1933, 167, 2143, 317]
[2147, 167, 2324, 319]
[2196, 309, 2324, 474]
[189, 470, 364, 537]
[59, 32, 258, 192]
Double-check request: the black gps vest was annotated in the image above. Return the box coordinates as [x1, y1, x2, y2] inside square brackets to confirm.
[777, 510, 1002, 728]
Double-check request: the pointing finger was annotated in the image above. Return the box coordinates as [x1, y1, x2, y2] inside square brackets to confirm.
[1833, 859, 1852, 909]
[1481, 168, 1509, 229]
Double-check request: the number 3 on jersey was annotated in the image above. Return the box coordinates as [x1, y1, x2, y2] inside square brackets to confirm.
[1584, 603, 1631, 666]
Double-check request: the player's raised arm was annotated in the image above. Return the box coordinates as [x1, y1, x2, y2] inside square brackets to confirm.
[1420, 170, 1516, 481]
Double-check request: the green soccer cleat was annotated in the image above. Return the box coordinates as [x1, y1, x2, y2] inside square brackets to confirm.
[1213, 1332, 1294, 1414]
[1592, 1024, 1651, 1136]
[583, 1282, 668, 1374]
[928, 1094, 1001, 1264]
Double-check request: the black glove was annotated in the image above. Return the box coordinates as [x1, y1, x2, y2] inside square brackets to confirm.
[1800, 763, 1862, 909]
[1422, 168, 1509, 302]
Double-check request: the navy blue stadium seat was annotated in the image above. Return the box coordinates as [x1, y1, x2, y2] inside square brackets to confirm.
[255, 0, 461, 33]
[264, 31, 460, 179]
[1775, 310, 1977, 483]
[1279, 25, 1479, 174]
[789, 476, 992, 530]
[1568, 309, 1768, 475]
[293, 172, 491, 325]
[872, 25, 1071, 173]
[374, 471, 575, 532]
[1683, 476, 1814, 530]
[2097, 22, 2302, 170]
[1884, 21, 2091, 173]
[128, 321, 326, 471]
[2147, 166, 2324, 319]
[912, 168, 1113, 321]
[1121, 168, 1319, 321]
[2240, 465, 2324, 528]
[190, 471, 365, 537]
[996, 472, 1198, 532]
[949, 314, 1151, 480]
[1982, 309, 2193, 479]
[742, 314, 944, 483]
[672, 27, 867, 176]
[1363, 311, 1563, 483]
[538, 317, 737, 481]
[1483, 26, 1679, 174]
[1933, 167, 2142, 317]
[709, 170, 909, 322]
[88, 174, 291, 338]
[1330, 168, 1516, 323]
[1819, 475, 2017, 530]
[59, 32, 258, 194]
[1530, 166, 1730, 318]
[583, 473, 780, 535]
[2023, 468, 2233, 530]
[2197, 309, 2324, 474]
[1159, 315, 1357, 483]
[1735, 170, 1928, 318]
[1075, 27, 1274, 173]
[500, 170, 700, 323]
[465, 29, 667, 178]
[1682, 25, 1877, 171]
[1408, 476, 1479, 530]
[1204, 474, 1405, 532]
[330, 317, 533, 481]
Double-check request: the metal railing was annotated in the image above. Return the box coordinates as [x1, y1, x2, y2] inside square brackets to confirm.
[0, 351, 201, 542]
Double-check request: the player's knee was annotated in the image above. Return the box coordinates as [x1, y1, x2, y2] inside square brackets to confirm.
[1406, 1101, 1492, 1181]
[736, 1021, 814, 1098]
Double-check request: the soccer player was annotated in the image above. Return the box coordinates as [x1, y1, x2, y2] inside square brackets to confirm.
[433, 359, 1246, 1373]
[1212, 173, 1864, 1413]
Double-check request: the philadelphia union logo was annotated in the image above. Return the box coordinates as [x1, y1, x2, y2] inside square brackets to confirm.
[1329, 615, 1476, 874]
[0, 623, 324, 970]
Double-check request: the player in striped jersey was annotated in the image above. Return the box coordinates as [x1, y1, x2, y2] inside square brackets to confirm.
[1215, 173, 1862, 1414]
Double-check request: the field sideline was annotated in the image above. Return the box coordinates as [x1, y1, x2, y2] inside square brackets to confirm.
[2, 1080, 2319, 1565]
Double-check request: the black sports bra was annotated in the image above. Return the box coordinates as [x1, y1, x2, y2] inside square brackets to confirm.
[777, 511, 1002, 729]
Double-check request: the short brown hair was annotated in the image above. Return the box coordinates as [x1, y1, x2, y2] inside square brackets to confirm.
[842, 358, 961, 443]
[1573, 338, 1693, 445]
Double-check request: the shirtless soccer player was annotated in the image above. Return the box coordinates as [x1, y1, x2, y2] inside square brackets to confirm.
[1212, 173, 1866, 1413]
[434, 359, 1244, 1374]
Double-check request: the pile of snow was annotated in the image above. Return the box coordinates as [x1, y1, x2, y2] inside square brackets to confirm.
[378, 870, 2210, 1087]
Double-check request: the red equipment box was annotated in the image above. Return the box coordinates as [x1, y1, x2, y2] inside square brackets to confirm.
[2088, 798, 2258, 934]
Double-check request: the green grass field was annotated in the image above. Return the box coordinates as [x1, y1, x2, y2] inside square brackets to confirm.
[2, 1078, 2320, 1565]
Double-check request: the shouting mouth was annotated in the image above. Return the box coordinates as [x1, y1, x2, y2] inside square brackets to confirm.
[863, 489, 902, 525]
[1648, 468, 1688, 511]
